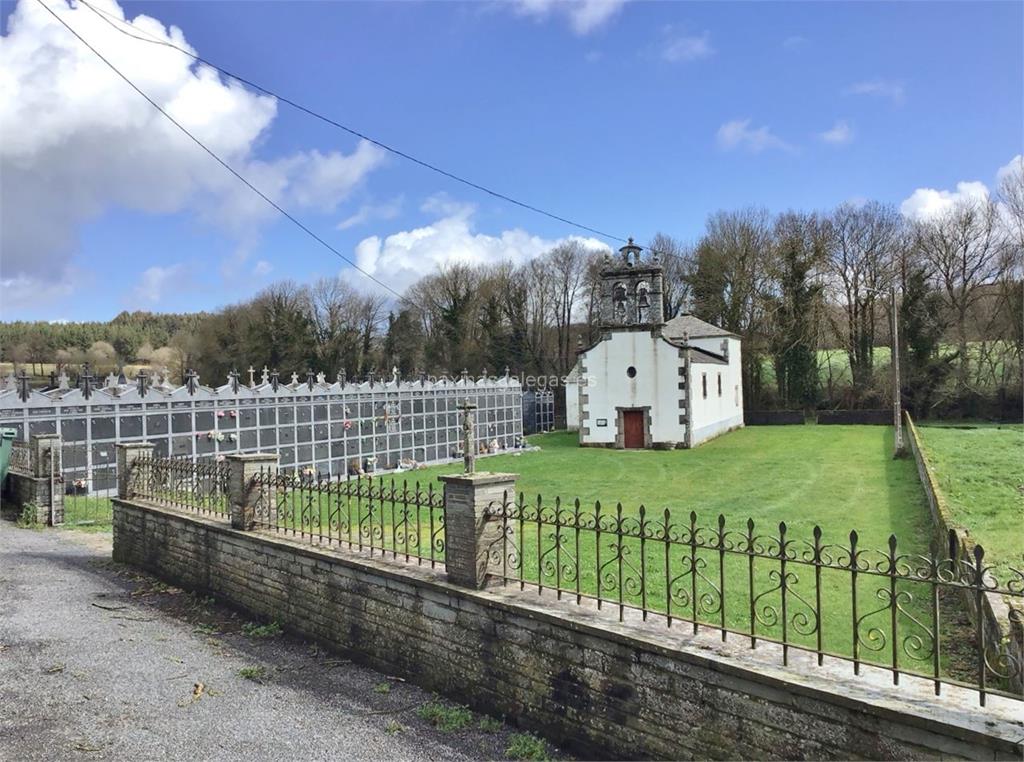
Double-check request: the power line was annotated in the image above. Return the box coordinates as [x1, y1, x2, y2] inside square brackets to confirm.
[76, 0, 686, 262]
[34, 0, 407, 302]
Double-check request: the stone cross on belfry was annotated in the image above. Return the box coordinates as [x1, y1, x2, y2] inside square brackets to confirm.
[248, 366, 256, 388]
[459, 400, 478, 475]
[229, 369, 240, 394]
[261, 366, 270, 385]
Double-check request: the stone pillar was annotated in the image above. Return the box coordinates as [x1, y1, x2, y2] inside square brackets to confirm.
[439, 472, 518, 589]
[30, 435, 63, 525]
[226, 453, 278, 530]
[116, 442, 154, 500]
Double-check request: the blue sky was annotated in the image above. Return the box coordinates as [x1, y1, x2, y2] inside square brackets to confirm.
[1, 0, 1020, 321]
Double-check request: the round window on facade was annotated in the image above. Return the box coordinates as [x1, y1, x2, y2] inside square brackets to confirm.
[626, 366, 637, 378]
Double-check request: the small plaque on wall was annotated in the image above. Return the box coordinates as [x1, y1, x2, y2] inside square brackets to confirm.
[596, 418, 608, 427]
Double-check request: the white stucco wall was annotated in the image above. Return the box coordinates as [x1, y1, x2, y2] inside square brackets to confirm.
[687, 336, 744, 446]
[565, 380, 580, 430]
[578, 332, 685, 446]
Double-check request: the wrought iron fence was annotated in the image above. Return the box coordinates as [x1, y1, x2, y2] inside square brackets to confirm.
[485, 494, 1024, 705]
[250, 467, 445, 567]
[128, 454, 230, 517]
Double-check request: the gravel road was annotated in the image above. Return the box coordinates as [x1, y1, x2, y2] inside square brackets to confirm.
[0, 524, 555, 761]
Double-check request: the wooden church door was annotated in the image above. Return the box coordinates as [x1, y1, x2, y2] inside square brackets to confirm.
[622, 410, 644, 448]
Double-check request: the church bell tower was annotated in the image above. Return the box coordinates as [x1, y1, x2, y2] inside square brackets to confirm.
[598, 238, 665, 329]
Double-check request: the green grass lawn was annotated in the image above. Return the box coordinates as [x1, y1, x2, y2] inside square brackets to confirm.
[419, 426, 930, 552]
[916, 423, 1024, 577]
[63, 494, 114, 532]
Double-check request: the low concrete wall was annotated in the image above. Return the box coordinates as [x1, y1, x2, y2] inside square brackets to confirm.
[113, 498, 1023, 761]
[817, 409, 891, 425]
[905, 413, 1023, 695]
[745, 410, 805, 426]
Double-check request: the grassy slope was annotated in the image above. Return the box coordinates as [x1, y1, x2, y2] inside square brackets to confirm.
[916, 423, 1024, 575]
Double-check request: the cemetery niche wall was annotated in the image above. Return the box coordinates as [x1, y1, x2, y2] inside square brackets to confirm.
[0, 368, 524, 494]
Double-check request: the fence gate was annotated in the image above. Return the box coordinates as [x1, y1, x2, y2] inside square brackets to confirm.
[61, 440, 117, 527]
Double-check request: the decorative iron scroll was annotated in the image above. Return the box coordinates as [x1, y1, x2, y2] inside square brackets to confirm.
[249, 467, 445, 568]
[129, 455, 230, 516]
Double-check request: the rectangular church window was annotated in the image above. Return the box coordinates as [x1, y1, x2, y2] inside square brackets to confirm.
[717, 374, 722, 397]
[702, 374, 707, 399]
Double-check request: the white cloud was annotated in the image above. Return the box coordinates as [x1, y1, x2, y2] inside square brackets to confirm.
[129, 263, 189, 307]
[997, 155, 1023, 184]
[900, 181, 990, 221]
[900, 157, 1024, 234]
[782, 35, 806, 49]
[513, 0, 628, 35]
[352, 200, 610, 294]
[819, 120, 853, 145]
[253, 260, 273, 277]
[716, 119, 795, 154]
[337, 196, 404, 231]
[0, 0, 385, 308]
[659, 29, 714, 63]
[845, 79, 905, 104]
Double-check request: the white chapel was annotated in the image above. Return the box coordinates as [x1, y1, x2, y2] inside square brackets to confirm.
[574, 239, 744, 449]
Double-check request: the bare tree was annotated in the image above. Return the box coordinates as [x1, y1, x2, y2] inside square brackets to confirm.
[688, 208, 775, 401]
[913, 197, 1008, 392]
[545, 241, 590, 375]
[648, 232, 693, 319]
[825, 202, 901, 396]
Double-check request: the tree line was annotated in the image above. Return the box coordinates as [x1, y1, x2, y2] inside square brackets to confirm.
[3, 166, 1021, 419]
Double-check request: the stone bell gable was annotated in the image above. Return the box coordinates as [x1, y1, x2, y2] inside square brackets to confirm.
[598, 238, 665, 329]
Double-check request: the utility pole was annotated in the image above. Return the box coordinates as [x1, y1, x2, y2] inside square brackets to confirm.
[891, 286, 905, 458]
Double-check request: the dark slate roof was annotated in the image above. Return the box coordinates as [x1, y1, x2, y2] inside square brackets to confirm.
[663, 314, 738, 340]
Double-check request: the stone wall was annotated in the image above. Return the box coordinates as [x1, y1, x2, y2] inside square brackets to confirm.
[112, 497, 1023, 761]
[1, 434, 63, 525]
[905, 412, 1023, 695]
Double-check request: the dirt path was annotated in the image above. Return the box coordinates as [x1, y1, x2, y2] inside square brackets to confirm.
[0, 524, 553, 761]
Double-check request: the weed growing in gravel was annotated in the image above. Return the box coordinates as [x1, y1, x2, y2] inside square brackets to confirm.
[238, 666, 267, 681]
[478, 716, 504, 733]
[193, 623, 218, 636]
[16, 503, 40, 528]
[385, 720, 403, 735]
[416, 699, 474, 732]
[373, 681, 391, 694]
[242, 621, 282, 638]
[506, 733, 549, 761]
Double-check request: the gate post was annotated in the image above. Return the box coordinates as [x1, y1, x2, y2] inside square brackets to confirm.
[116, 442, 154, 500]
[31, 434, 62, 526]
[226, 453, 279, 530]
[439, 472, 518, 589]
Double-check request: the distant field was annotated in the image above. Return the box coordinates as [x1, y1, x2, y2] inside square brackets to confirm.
[759, 342, 1015, 391]
[916, 423, 1024, 576]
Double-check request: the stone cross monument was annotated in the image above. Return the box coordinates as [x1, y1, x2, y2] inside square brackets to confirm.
[459, 400, 477, 474]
